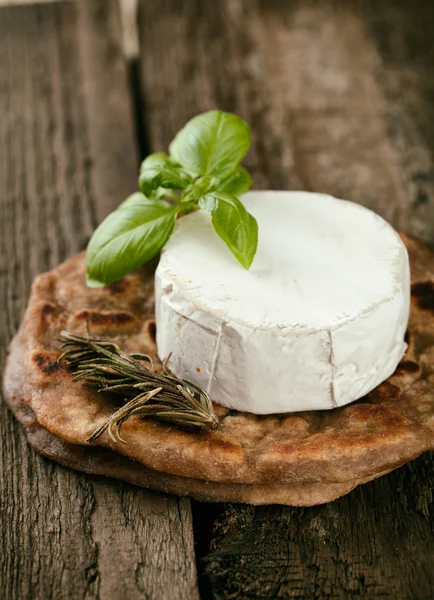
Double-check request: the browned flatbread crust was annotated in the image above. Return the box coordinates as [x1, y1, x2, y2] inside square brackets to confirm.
[2, 234, 434, 505]
[4, 334, 393, 506]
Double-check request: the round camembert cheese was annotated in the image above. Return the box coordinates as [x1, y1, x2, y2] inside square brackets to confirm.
[155, 191, 410, 414]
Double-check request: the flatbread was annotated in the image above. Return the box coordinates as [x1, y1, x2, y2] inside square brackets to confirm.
[4, 334, 393, 506]
[3, 234, 434, 505]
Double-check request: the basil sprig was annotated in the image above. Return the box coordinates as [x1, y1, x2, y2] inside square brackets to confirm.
[86, 111, 257, 287]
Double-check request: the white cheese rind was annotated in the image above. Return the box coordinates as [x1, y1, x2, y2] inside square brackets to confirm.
[155, 191, 410, 414]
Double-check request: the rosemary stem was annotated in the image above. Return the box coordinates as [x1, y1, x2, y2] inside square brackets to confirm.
[58, 330, 218, 443]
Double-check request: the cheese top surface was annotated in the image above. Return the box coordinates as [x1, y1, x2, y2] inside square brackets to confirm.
[159, 191, 406, 331]
[155, 191, 410, 414]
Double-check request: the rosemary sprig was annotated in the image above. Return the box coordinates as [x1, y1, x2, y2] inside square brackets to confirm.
[58, 330, 219, 444]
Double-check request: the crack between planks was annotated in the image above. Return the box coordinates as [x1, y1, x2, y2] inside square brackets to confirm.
[126, 57, 150, 163]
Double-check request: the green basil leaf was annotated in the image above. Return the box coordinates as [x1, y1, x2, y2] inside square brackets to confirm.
[169, 111, 251, 178]
[119, 192, 148, 209]
[152, 187, 170, 200]
[218, 167, 252, 195]
[138, 152, 193, 196]
[199, 192, 258, 269]
[181, 183, 202, 204]
[140, 152, 170, 168]
[181, 176, 218, 203]
[86, 198, 177, 287]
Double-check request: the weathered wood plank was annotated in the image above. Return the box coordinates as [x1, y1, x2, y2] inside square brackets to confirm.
[0, 2, 198, 599]
[138, 0, 434, 598]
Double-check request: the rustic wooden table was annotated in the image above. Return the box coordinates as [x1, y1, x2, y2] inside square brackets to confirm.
[1, 1, 433, 598]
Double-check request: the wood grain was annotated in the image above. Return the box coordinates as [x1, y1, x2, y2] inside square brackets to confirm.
[0, 2, 198, 599]
[138, 0, 434, 598]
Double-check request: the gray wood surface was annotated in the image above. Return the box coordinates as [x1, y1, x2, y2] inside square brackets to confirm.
[0, 2, 198, 599]
[138, 1, 434, 598]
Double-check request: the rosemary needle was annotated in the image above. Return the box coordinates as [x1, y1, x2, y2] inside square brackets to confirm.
[58, 330, 219, 444]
